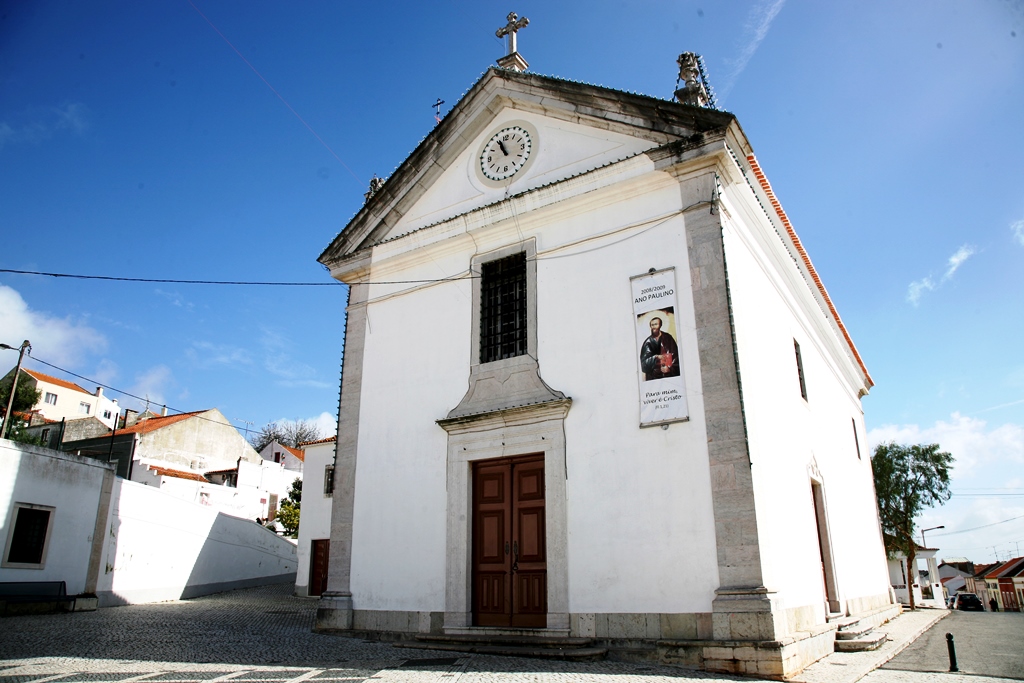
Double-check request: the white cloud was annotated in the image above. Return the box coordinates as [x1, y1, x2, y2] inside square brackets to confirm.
[92, 358, 119, 386]
[127, 365, 175, 411]
[868, 412, 1024, 479]
[905, 244, 975, 305]
[186, 341, 252, 369]
[943, 244, 975, 280]
[309, 411, 337, 437]
[261, 327, 331, 389]
[906, 277, 934, 305]
[719, 0, 786, 99]
[0, 284, 106, 368]
[0, 103, 88, 149]
[1012, 219, 1024, 246]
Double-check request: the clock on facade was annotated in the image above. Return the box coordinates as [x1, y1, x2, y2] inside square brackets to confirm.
[478, 123, 536, 183]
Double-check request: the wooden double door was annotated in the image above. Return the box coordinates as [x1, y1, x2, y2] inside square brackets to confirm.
[472, 454, 547, 628]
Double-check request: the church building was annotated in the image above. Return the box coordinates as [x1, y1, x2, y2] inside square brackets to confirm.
[315, 18, 895, 678]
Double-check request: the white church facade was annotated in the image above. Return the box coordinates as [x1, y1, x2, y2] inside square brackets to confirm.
[314, 47, 895, 677]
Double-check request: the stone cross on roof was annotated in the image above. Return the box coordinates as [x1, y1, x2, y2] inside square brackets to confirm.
[495, 12, 530, 72]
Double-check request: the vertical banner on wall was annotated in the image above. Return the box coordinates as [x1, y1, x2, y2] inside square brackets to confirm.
[631, 268, 689, 427]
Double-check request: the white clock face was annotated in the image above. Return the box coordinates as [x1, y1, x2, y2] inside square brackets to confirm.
[480, 126, 533, 181]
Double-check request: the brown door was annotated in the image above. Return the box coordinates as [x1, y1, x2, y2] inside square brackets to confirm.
[472, 454, 546, 628]
[309, 539, 330, 597]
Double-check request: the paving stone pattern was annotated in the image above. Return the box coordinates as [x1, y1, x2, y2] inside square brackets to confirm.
[0, 585, 988, 683]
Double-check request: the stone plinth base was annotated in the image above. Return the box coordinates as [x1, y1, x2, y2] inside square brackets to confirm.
[314, 593, 354, 632]
[659, 622, 835, 679]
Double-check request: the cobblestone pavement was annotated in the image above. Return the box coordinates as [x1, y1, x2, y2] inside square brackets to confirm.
[0, 585, 990, 683]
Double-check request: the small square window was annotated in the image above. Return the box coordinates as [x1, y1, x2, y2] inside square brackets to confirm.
[44, 392, 57, 405]
[3, 503, 55, 568]
[41, 428, 50, 441]
[103, 410, 112, 419]
[79, 402, 91, 415]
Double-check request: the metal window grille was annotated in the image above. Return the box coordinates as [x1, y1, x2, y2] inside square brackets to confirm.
[480, 252, 528, 363]
[324, 465, 335, 496]
[794, 340, 808, 401]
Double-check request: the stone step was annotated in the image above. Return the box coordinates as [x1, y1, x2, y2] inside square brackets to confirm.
[394, 640, 607, 661]
[834, 630, 887, 652]
[416, 633, 594, 648]
[835, 621, 874, 640]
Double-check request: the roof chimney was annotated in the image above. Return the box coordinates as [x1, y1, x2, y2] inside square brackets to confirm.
[161, 405, 168, 417]
[96, 386, 103, 398]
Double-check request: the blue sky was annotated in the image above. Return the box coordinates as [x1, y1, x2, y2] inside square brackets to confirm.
[2, 1, 1023, 563]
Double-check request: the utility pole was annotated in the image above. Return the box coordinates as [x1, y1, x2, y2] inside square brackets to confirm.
[1, 340, 31, 440]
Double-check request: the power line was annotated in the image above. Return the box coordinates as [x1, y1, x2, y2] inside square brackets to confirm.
[0, 268, 476, 286]
[930, 514, 1024, 537]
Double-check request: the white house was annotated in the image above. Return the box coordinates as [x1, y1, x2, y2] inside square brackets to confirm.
[2, 368, 121, 429]
[259, 439, 305, 473]
[887, 547, 946, 609]
[313, 49, 894, 678]
[295, 436, 336, 597]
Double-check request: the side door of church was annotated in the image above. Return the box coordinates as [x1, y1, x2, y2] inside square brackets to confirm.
[472, 454, 546, 628]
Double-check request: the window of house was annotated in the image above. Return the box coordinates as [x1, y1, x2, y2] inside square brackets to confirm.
[274, 452, 281, 463]
[44, 392, 57, 405]
[3, 503, 55, 568]
[79, 402, 91, 415]
[103, 410, 112, 420]
[852, 418, 861, 459]
[41, 428, 50, 442]
[794, 340, 808, 401]
[480, 251, 528, 363]
[324, 465, 335, 496]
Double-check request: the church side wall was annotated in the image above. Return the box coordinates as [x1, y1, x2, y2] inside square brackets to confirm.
[719, 189, 891, 629]
[348, 174, 721, 617]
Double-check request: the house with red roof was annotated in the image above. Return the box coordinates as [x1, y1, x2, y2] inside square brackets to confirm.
[2, 367, 122, 429]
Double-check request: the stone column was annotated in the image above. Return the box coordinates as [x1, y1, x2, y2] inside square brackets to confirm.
[679, 171, 781, 641]
[316, 276, 370, 631]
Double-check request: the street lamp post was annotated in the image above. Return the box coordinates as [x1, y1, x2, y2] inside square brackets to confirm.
[921, 525, 945, 548]
[1, 340, 32, 440]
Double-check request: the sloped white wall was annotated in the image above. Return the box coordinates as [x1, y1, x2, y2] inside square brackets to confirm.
[96, 478, 296, 606]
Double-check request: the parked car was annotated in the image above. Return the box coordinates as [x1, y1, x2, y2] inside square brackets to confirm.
[951, 593, 984, 611]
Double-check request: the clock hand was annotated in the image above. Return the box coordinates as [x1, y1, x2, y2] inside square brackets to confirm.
[497, 141, 509, 156]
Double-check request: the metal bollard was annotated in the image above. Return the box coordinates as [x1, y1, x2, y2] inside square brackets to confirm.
[946, 632, 959, 672]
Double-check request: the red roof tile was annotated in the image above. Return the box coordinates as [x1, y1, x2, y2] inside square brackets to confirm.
[299, 435, 337, 446]
[22, 369, 92, 395]
[282, 444, 305, 462]
[117, 410, 208, 435]
[745, 156, 874, 388]
[149, 465, 209, 483]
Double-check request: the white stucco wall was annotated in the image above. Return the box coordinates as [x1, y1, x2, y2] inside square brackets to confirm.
[349, 166, 722, 615]
[96, 478, 297, 606]
[295, 440, 335, 595]
[0, 439, 112, 594]
[719, 183, 890, 621]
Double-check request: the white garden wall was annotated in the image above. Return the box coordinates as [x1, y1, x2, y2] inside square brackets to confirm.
[96, 478, 297, 606]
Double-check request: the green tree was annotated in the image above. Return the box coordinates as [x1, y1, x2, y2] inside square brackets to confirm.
[275, 477, 303, 537]
[0, 370, 42, 442]
[871, 442, 953, 610]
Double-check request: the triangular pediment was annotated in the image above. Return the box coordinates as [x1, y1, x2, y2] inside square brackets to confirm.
[319, 68, 734, 268]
